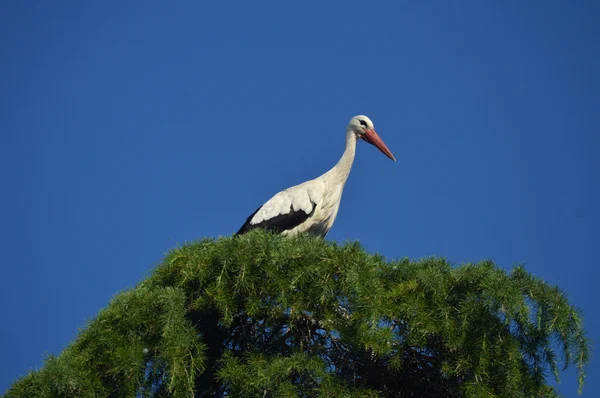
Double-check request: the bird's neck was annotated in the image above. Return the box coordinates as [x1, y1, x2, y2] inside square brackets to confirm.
[326, 130, 357, 185]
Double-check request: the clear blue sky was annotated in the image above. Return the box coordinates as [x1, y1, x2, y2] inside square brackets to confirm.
[1, 1, 598, 395]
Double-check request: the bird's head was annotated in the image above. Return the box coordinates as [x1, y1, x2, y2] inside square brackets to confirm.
[348, 115, 396, 161]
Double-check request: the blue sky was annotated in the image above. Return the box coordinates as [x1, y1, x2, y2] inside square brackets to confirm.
[1, 1, 598, 395]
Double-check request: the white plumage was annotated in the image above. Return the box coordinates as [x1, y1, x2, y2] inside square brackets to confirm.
[236, 115, 395, 237]
[250, 181, 324, 225]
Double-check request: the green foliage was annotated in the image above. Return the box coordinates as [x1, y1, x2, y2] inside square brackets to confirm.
[5, 231, 589, 397]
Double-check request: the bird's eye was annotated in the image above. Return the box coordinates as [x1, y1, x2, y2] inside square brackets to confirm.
[359, 120, 368, 127]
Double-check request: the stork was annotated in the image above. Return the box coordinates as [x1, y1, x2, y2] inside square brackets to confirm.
[236, 115, 395, 237]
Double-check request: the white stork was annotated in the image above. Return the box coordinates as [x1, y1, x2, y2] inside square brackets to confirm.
[236, 115, 395, 237]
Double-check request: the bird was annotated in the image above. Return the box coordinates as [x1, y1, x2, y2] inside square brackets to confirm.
[236, 115, 395, 237]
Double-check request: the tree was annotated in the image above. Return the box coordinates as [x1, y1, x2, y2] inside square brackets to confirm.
[5, 231, 589, 397]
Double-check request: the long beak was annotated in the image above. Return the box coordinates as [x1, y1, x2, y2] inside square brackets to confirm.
[362, 129, 396, 161]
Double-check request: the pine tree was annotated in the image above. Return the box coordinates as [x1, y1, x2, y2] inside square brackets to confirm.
[5, 231, 590, 397]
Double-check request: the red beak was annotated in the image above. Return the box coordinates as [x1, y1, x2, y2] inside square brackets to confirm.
[362, 129, 396, 162]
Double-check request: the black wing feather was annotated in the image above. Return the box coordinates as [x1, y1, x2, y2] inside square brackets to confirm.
[236, 202, 316, 235]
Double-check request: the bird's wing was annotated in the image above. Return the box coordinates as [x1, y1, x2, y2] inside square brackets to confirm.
[236, 179, 326, 235]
